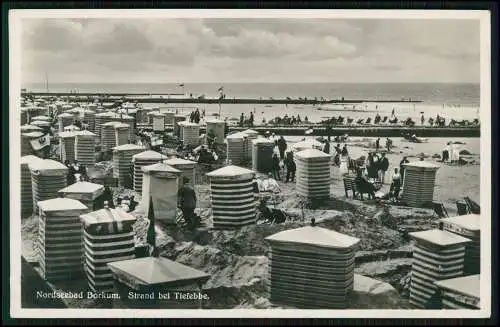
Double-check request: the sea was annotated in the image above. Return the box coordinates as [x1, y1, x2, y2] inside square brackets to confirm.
[23, 82, 481, 124]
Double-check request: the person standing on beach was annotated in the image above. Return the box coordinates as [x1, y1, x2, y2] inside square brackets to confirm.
[177, 176, 197, 229]
[249, 112, 255, 127]
[391, 108, 395, 118]
[240, 113, 244, 127]
[385, 138, 392, 152]
[271, 153, 281, 181]
[284, 152, 296, 183]
[379, 153, 389, 184]
[277, 136, 287, 159]
[323, 137, 331, 154]
[400, 156, 409, 184]
[375, 138, 380, 151]
[421, 114, 425, 125]
[341, 144, 349, 157]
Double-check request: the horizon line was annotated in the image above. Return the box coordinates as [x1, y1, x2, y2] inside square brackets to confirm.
[22, 81, 480, 85]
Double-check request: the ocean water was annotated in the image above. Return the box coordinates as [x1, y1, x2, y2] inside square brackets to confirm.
[23, 82, 481, 123]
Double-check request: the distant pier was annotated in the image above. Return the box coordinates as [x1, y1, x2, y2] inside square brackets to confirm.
[22, 91, 423, 105]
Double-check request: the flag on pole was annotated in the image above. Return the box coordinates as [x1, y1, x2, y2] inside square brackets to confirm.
[30, 134, 51, 151]
[147, 196, 159, 257]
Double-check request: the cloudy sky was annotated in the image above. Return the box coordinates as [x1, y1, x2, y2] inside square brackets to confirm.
[20, 18, 480, 84]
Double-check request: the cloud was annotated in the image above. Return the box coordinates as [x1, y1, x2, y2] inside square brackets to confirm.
[20, 17, 481, 84]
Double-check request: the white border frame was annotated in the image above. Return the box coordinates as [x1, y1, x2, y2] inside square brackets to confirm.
[9, 9, 492, 319]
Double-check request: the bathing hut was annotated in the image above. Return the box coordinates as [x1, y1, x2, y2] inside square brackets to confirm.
[81, 205, 137, 292]
[74, 130, 97, 166]
[63, 124, 81, 132]
[401, 161, 440, 208]
[295, 149, 331, 199]
[31, 115, 50, 122]
[141, 163, 182, 224]
[173, 115, 187, 137]
[115, 114, 135, 142]
[152, 113, 166, 132]
[434, 275, 480, 309]
[205, 119, 225, 145]
[58, 131, 78, 163]
[206, 165, 256, 229]
[57, 112, 75, 132]
[37, 198, 89, 281]
[101, 121, 121, 152]
[265, 225, 360, 309]
[163, 157, 197, 189]
[20, 124, 43, 133]
[290, 139, 324, 153]
[21, 131, 44, 156]
[163, 111, 175, 125]
[112, 144, 146, 188]
[30, 120, 51, 134]
[58, 181, 105, 211]
[179, 121, 200, 147]
[21, 109, 28, 125]
[29, 159, 68, 213]
[132, 150, 166, 194]
[241, 129, 259, 161]
[114, 122, 131, 146]
[21, 155, 42, 217]
[108, 257, 210, 309]
[226, 132, 246, 165]
[146, 110, 160, 125]
[409, 229, 471, 309]
[440, 214, 481, 275]
[94, 111, 115, 139]
[252, 138, 274, 173]
[82, 109, 96, 133]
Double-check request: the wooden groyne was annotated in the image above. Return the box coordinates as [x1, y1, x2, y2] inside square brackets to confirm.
[22, 92, 423, 105]
[136, 123, 480, 138]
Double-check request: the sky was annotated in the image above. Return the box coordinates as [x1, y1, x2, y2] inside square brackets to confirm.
[20, 17, 481, 84]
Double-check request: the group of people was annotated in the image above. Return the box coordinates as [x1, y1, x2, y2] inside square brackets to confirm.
[271, 114, 308, 126]
[441, 142, 461, 165]
[189, 108, 203, 124]
[239, 111, 255, 127]
[64, 159, 89, 184]
[374, 137, 393, 152]
[270, 136, 297, 183]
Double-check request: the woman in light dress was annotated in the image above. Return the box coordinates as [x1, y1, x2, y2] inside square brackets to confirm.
[339, 153, 350, 175]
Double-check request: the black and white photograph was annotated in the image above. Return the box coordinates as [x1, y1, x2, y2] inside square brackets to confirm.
[9, 9, 491, 319]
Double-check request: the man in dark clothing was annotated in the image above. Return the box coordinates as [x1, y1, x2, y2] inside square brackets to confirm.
[323, 140, 330, 154]
[277, 136, 287, 159]
[335, 143, 341, 154]
[284, 153, 296, 183]
[399, 156, 409, 184]
[341, 144, 349, 156]
[239, 113, 244, 127]
[375, 138, 380, 151]
[379, 152, 390, 184]
[271, 153, 281, 181]
[178, 176, 198, 229]
[249, 112, 254, 127]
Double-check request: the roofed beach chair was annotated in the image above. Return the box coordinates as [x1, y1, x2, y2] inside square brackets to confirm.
[456, 201, 470, 215]
[464, 197, 481, 214]
[356, 118, 364, 125]
[347, 118, 354, 125]
[365, 118, 372, 124]
[432, 202, 449, 218]
[381, 116, 388, 123]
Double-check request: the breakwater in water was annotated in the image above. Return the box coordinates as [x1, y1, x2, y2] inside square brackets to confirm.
[136, 123, 480, 138]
